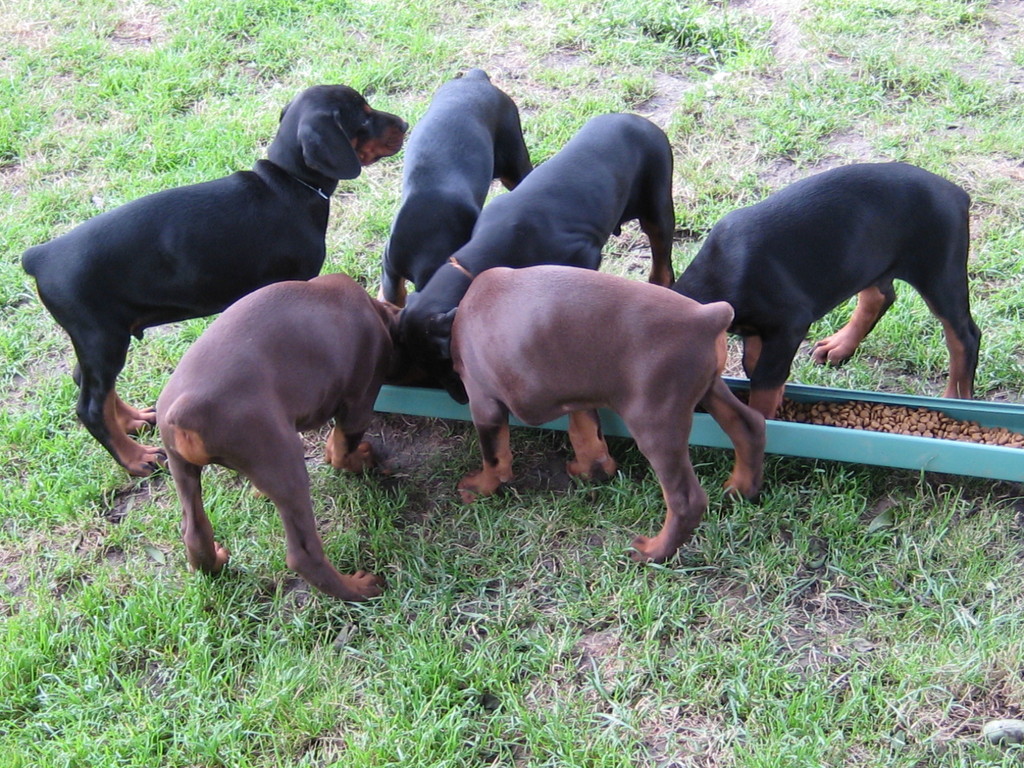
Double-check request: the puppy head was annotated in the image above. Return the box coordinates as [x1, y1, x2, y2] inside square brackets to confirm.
[271, 85, 407, 182]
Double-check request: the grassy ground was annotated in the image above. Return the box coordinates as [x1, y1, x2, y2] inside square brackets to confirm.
[2, 0, 1023, 765]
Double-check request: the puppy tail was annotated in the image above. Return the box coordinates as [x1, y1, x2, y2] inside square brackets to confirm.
[701, 301, 735, 376]
[20, 244, 46, 277]
[702, 300, 735, 334]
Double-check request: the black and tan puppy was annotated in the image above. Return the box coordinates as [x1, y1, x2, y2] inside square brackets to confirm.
[22, 85, 406, 476]
[673, 162, 980, 418]
[451, 266, 765, 563]
[380, 69, 532, 306]
[399, 113, 676, 399]
[157, 273, 396, 601]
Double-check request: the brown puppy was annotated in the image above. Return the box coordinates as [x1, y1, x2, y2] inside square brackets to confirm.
[451, 266, 765, 563]
[157, 273, 396, 600]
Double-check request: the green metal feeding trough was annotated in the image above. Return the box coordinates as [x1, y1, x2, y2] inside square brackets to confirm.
[374, 380, 1024, 483]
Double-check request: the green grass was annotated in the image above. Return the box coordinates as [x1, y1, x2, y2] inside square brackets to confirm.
[2, 0, 1024, 766]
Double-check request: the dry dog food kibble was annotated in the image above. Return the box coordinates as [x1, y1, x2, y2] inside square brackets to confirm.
[774, 399, 1024, 449]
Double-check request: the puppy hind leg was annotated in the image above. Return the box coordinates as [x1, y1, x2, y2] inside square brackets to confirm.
[71, 329, 165, 476]
[638, 200, 676, 287]
[748, 332, 805, 420]
[912, 274, 979, 400]
[741, 335, 762, 379]
[166, 449, 229, 575]
[379, 262, 407, 307]
[625, 412, 707, 563]
[250, 432, 382, 600]
[700, 378, 765, 500]
[566, 409, 617, 479]
[747, 386, 785, 421]
[811, 282, 896, 366]
[936, 315, 980, 399]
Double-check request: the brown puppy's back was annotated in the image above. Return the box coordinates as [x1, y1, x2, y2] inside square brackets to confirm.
[158, 273, 394, 459]
[452, 266, 733, 425]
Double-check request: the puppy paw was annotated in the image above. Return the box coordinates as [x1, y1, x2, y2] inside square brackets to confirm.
[810, 336, 855, 366]
[188, 541, 231, 575]
[723, 473, 762, 502]
[629, 535, 663, 563]
[123, 444, 167, 477]
[457, 470, 504, 503]
[212, 542, 231, 572]
[325, 436, 375, 473]
[567, 455, 617, 480]
[115, 401, 157, 435]
[341, 442, 375, 473]
[629, 534, 680, 564]
[339, 570, 384, 601]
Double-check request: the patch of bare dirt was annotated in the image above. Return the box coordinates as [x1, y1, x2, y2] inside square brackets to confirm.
[643, 708, 741, 768]
[977, 0, 1024, 85]
[109, 3, 166, 48]
[637, 73, 697, 127]
[733, 0, 812, 66]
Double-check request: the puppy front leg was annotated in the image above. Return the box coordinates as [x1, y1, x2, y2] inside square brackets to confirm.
[324, 425, 374, 473]
[566, 409, 617, 479]
[811, 283, 896, 366]
[459, 397, 513, 503]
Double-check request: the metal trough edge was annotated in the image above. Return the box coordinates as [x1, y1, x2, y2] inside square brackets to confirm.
[374, 381, 1024, 483]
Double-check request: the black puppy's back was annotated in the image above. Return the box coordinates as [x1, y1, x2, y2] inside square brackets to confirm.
[676, 162, 970, 325]
[22, 160, 328, 334]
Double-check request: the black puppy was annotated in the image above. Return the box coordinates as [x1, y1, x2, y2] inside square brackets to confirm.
[22, 85, 406, 476]
[672, 162, 980, 418]
[399, 112, 676, 400]
[380, 69, 532, 307]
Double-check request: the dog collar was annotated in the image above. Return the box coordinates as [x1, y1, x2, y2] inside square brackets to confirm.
[448, 256, 474, 280]
[289, 173, 330, 200]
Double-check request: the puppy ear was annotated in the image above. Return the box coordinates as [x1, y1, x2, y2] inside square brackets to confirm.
[298, 109, 362, 180]
[427, 308, 458, 360]
[278, 98, 294, 123]
[427, 308, 457, 335]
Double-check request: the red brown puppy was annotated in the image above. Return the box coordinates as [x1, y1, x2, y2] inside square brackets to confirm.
[672, 162, 979, 419]
[157, 273, 397, 601]
[23, 85, 406, 476]
[451, 265, 765, 563]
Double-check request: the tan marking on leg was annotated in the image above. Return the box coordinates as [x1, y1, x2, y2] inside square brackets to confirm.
[747, 386, 785, 420]
[715, 330, 728, 375]
[811, 286, 890, 366]
[566, 410, 617, 479]
[940, 318, 973, 399]
[169, 426, 212, 467]
[113, 394, 156, 435]
[742, 335, 762, 378]
[104, 390, 165, 476]
[324, 426, 374, 472]
[458, 423, 513, 503]
[702, 379, 765, 500]
[378, 280, 407, 308]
